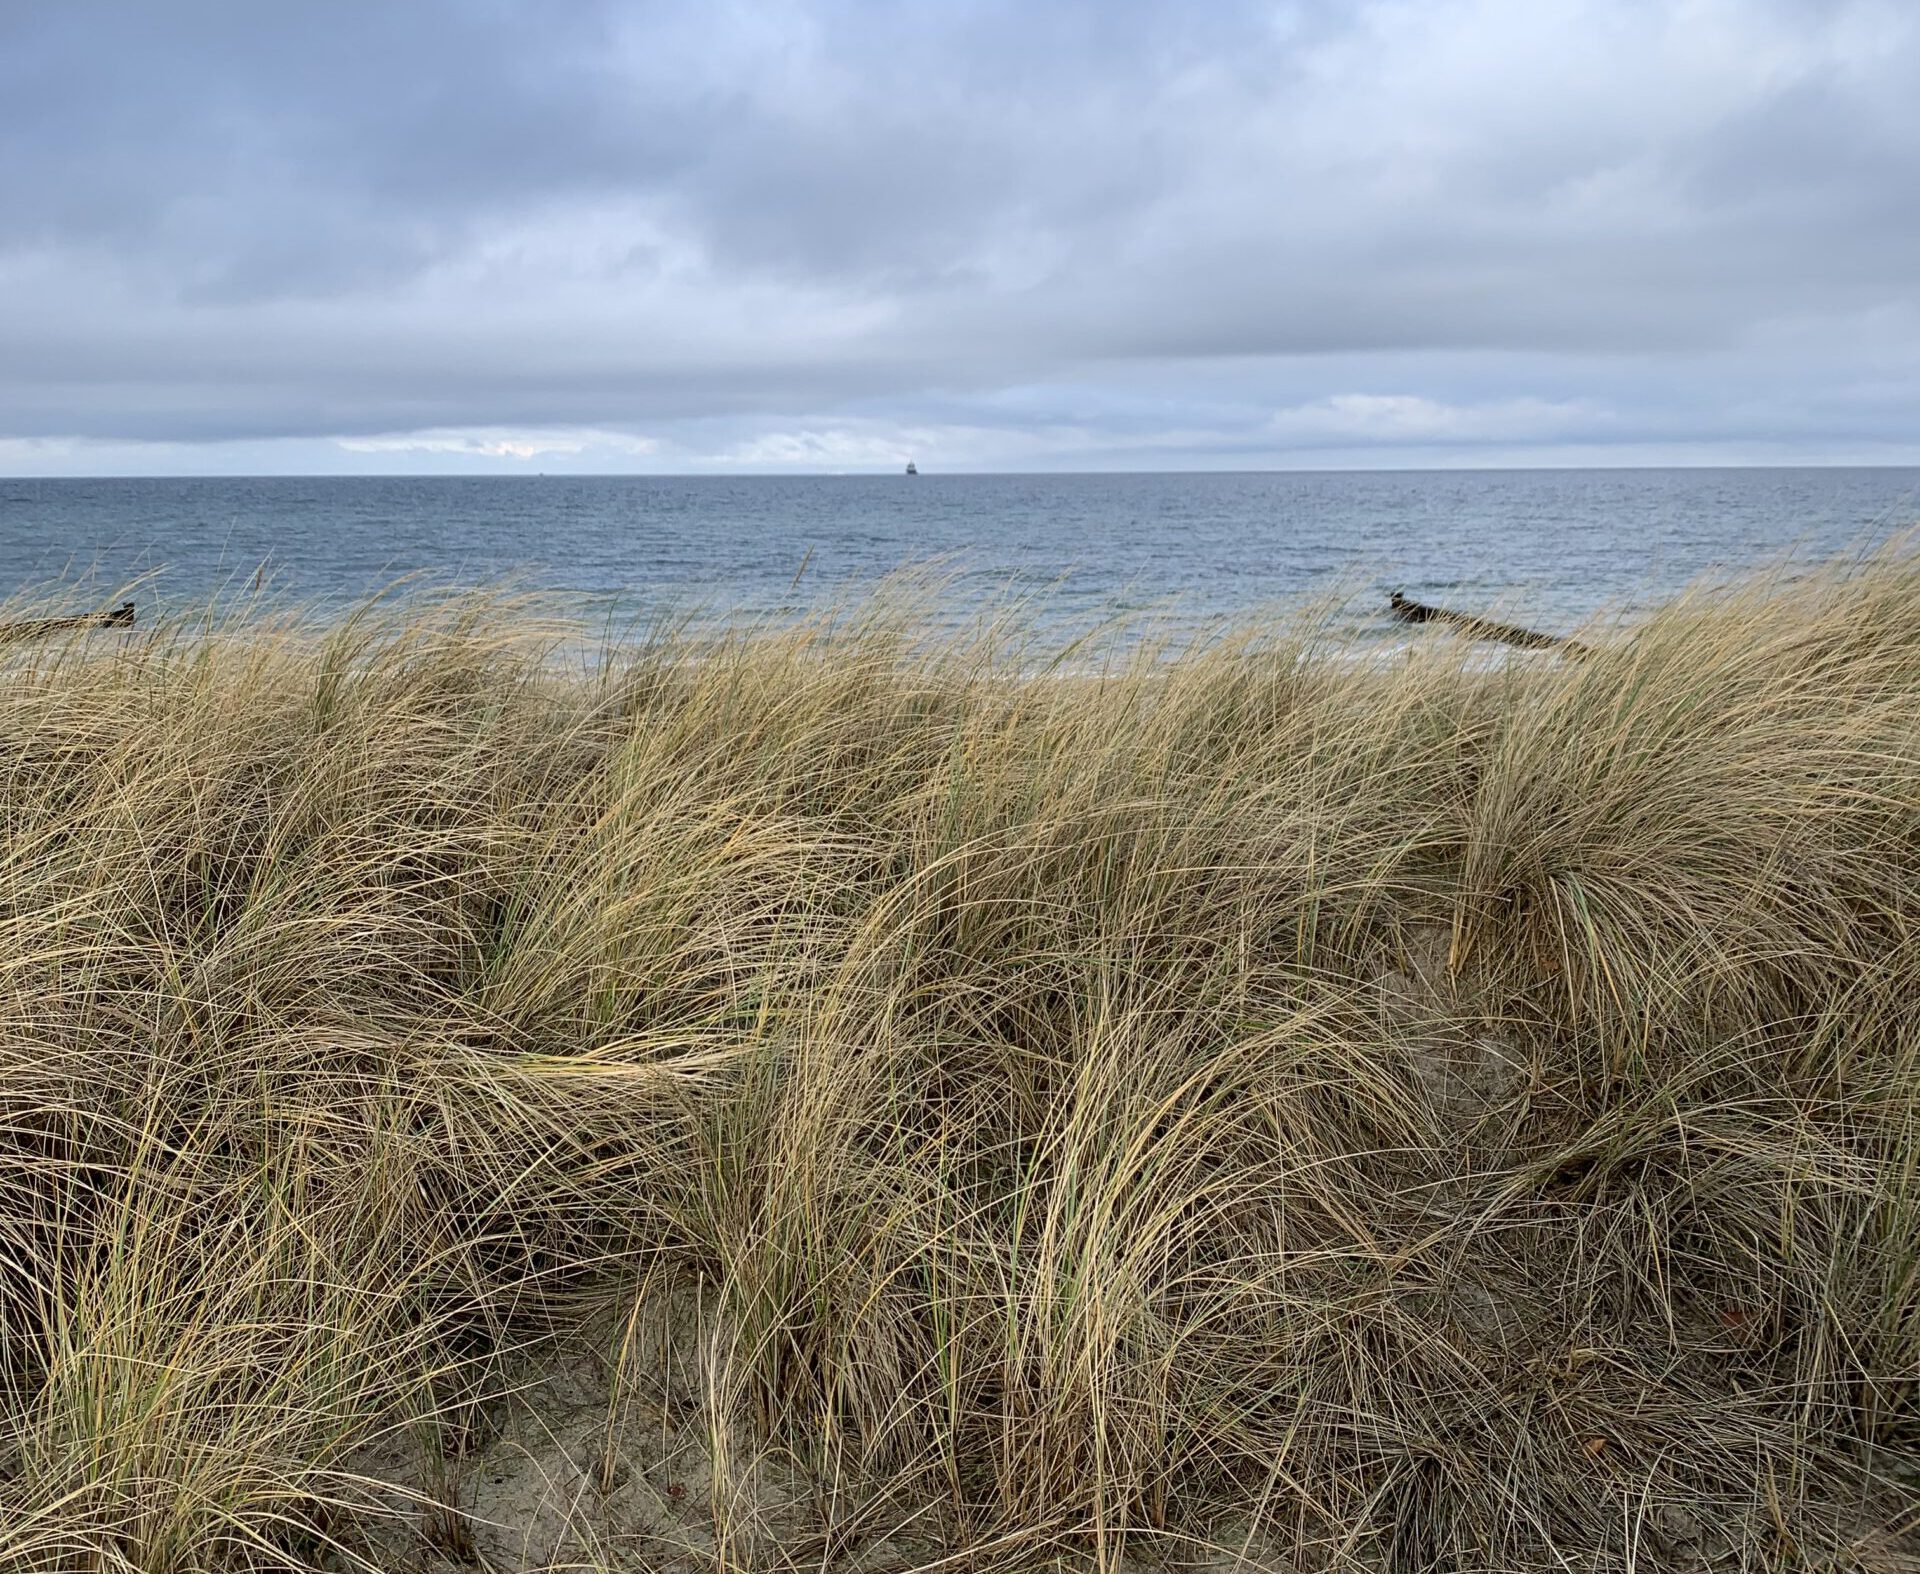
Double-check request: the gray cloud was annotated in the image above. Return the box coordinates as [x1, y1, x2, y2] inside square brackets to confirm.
[2, 0, 1918, 468]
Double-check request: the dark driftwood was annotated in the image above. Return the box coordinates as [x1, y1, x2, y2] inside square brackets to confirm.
[1387, 592, 1585, 656]
[0, 602, 135, 644]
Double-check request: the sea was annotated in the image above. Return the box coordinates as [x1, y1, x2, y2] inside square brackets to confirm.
[4, 469, 1919, 648]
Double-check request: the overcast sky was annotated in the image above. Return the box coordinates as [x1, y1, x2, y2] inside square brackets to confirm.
[2, 0, 1917, 475]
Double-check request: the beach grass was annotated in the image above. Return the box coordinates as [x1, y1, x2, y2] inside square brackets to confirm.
[0, 554, 1917, 1572]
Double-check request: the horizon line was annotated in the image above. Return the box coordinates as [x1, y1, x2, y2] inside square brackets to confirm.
[10, 459, 1920, 483]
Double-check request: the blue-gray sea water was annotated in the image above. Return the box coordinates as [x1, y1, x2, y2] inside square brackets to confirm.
[5, 470, 1919, 644]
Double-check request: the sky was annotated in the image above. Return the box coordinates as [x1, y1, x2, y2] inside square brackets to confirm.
[2, 0, 1917, 475]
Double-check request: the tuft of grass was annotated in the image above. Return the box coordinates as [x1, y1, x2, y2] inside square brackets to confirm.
[0, 560, 1917, 1572]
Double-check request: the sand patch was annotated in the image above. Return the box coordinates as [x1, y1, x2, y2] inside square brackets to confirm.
[341, 1285, 824, 1572]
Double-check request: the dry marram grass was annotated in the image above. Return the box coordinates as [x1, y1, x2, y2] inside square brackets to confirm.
[0, 559, 1917, 1572]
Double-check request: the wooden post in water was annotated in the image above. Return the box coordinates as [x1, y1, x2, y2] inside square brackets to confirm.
[0, 602, 135, 644]
[1387, 592, 1585, 656]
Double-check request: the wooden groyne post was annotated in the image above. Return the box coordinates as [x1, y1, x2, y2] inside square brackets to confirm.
[1387, 592, 1586, 656]
[0, 602, 136, 645]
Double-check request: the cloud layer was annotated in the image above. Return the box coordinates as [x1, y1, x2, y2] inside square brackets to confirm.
[3, 0, 1918, 472]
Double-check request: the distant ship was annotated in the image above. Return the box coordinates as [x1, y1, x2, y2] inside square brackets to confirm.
[904, 461, 918, 475]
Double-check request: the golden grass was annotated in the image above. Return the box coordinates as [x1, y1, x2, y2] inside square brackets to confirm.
[0, 555, 1917, 1572]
